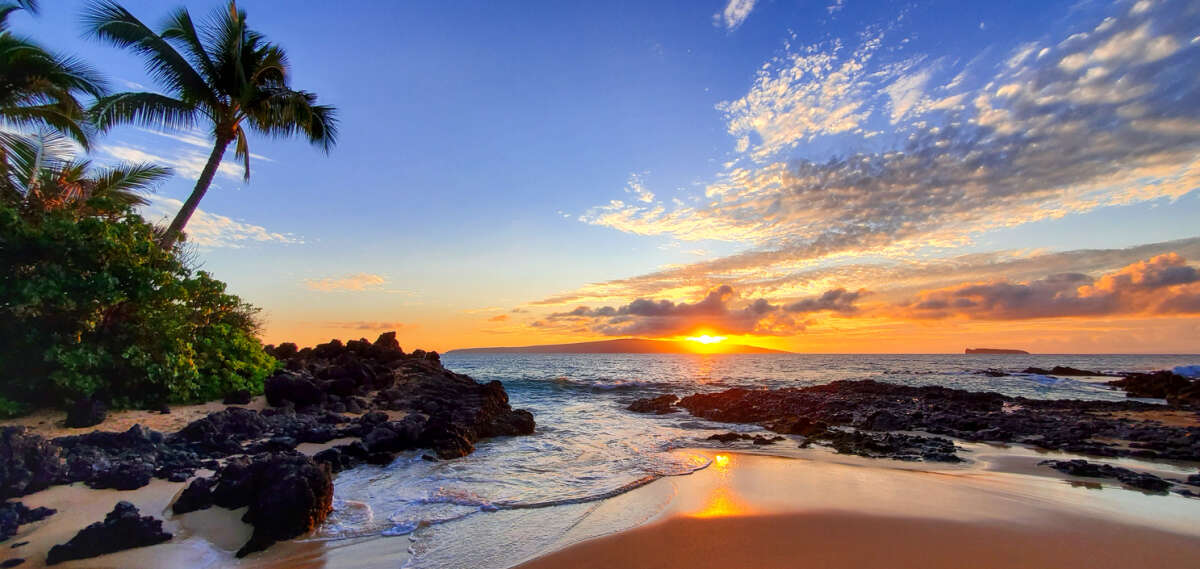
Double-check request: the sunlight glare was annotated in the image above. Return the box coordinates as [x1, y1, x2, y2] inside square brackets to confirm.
[686, 334, 727, 344]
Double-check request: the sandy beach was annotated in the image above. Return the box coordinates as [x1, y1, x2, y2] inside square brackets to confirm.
[8, 441, 1197, 569]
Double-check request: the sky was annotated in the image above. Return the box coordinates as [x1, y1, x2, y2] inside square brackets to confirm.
[12, 0, 1200, 353]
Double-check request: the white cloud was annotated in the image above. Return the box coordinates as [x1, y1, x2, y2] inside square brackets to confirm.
[140, 195, 302, 248]
[574, 0, 1200, 303]
[304, 273, 387, 292]
[827, 0, 846, 15]
[715, 0, 757, 31]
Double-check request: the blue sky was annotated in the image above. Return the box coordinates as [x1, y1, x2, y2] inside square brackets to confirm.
[11, 0, 1200, 352]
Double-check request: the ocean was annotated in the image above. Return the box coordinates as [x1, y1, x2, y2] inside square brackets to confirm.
[315, 353, 1200, 568]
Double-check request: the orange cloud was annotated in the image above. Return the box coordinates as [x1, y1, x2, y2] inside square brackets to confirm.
[900, 253, 1200, 320]
[488, 314, 509, 322]
[304, 273, 387, 292]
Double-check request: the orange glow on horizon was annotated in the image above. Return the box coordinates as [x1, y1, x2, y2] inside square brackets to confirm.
[686, 334, 728, 344]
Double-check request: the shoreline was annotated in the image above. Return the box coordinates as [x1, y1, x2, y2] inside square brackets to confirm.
[3, 358, 1198, 568]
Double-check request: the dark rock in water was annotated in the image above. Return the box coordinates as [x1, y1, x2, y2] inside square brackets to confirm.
[707, 432, 743, 443]
[0, 428, 64, 500]
[676, 379, 1200, 462]
[0, 501, 56, 542]
[223, 390, 253, 405]
[168, 452, 333, 557]
[265, 373, 325, 408]
[980, 369, 1008, 377]
[64, 399, 106, 429]
[628, 394, 679, 414]
[45, 501, 171, 565]
[1040, 459, 1173, 492]
[1021, 366, 1107, 377]
[1, 558, 23, 567]
[1187, 473, 1200, 486]
[1108, 371, 1200, 407]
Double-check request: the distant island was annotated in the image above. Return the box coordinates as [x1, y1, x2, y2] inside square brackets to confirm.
[446, 338, 791, 355]
[965, 348, 1030, 354]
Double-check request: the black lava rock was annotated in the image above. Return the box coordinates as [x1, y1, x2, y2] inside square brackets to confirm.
[628, 394, 679, 414]
[45, 502, 171, 565]
[1040, 459, 1173, 492]
[64, 399, 107, 429]
[222, 390, 253, 405]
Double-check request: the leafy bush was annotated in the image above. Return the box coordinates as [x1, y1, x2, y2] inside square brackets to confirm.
[0, 202, 276, 409]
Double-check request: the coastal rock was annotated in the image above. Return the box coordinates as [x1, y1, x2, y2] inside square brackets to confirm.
[0, 502, 55, 542]
[1040, 459, 1173, 492]
[676, 379, 1200, 462]
[1108, 371, 1200, 406]
[0, 428, 64, 500]
[45, 502, 171, 565]
[64, 399, 107, 429]
[705, 432, 786, 445]
[264, 373, 325, 408]
[628, 394, 679, 414]
[1021, 366, 1108, 377]
[171, 477, 216, 515]
[819, 430, 962, 462]
[170, 407, 270, 455]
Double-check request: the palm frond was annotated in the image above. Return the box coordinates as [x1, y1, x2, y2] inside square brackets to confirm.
[246, 88, 338, 152]
[232, 124, 250, 180]
[82, 0, 213, 103]
[90, 91, 199, 132]
[160, 7, 217, 84]
[90, 161, 171, 207]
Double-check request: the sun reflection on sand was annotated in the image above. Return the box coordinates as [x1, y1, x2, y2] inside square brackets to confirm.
[690, 454, 753, 518]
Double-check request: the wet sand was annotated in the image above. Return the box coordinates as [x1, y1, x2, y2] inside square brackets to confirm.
[5, 446, 1200, 568]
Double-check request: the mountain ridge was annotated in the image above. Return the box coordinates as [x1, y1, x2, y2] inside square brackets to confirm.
[445, 338, 790, 355]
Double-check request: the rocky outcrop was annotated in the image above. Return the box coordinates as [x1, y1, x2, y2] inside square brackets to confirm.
[1040, 459, 1174, 492]
[1108, 371, 1200, 407]
[676, 379, 1200, 461]
[0, 501, 55, 542]
[1021, 366, 1110, 377]
[705, 432, 785, 445]
[170, 452, 333, 557]
[0, 428, 64, 500]
[629, 394, 678, 414]
[45, 502, 171, 565]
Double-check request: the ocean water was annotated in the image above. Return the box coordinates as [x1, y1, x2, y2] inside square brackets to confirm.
[315, 353, 1199, 568]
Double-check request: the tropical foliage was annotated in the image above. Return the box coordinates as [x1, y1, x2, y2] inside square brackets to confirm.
[0, 201, 276, 413]
[84, 0, 337, 247]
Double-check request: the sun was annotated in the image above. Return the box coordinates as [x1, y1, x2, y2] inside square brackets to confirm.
[686, 334, 727, 345]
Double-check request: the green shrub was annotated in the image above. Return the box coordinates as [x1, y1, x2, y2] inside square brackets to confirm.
[0, 202, 276, 409]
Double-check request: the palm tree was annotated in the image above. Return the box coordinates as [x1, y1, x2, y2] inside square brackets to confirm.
[83, 0, 337, 248]
[0, 0, 106, 160]
[1, 129, 169, 217]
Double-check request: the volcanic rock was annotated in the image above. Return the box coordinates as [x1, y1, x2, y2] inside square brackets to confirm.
[64, 399, 106, 429]
[628, 394, 679, 414]
[45, 502, 170, 565]
[1040, 459, 1173, 492]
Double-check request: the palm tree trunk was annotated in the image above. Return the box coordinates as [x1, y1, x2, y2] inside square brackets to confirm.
[157, 136, 231, 249]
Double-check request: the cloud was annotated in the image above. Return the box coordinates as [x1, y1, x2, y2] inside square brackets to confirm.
[715, 0, 757, 31]
[139, 195, 301, 248]
[827, 0, 845, 15]
[304, 273, 387, 292]
[784, 288, 868, 314]
[488, 314, 509, 322]
[324, 321, 407, 331]
[578, 0, 1200, 295]
[540, 285, 828, 337]
[901, 253, 1200, 319]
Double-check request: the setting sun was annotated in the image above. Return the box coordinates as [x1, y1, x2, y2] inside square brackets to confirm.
[686, 335, 727, 345]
